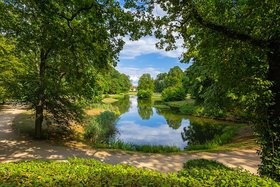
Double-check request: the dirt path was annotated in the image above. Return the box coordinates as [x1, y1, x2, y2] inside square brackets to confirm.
[0, 106, 260, 174]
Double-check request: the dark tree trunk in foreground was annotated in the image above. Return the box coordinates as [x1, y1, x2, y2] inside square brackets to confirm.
[258, 44, 280, 179]
[35, 49, 47, 139]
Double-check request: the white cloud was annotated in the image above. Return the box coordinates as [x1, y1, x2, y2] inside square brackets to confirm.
[120, 36, 185, 60]
[116, 120, 189, 149]
[116, 66, 162, 85]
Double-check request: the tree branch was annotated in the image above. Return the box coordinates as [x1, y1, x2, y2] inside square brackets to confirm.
[188, 2, 270, 48]
[56, 3, 95, 34]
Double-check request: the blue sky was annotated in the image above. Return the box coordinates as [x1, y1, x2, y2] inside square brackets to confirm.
[116, 36, 190, 85]
[115, 2, 190, 85]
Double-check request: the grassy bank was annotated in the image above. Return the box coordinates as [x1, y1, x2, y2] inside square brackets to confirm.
[95, 141, 181, 153]
[154, 98, 248, 122]
[0, 158, 278, 186]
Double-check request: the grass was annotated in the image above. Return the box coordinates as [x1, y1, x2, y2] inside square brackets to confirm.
[95, 140, 181, 153]
[153, 104, 171, 109]
[102, 97, 118, 104]
[108, 93, 128, 99]
[165, 99, 195, 108]
[151, 93, 162, 101]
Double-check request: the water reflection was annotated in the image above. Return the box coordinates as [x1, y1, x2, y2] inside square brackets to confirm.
[137, 99, 153, 120]
[156, 108, 183, 129]
[181, 119, 224, 145]
[115, 95, 131, 114]
[114, 96, 237, 149]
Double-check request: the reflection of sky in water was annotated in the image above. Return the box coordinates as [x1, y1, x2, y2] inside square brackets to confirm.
[115, 96, 189, 149]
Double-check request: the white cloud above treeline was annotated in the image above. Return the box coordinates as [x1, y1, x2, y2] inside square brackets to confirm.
[120, 36, 184, 60]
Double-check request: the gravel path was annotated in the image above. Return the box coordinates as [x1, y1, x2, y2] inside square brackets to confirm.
[0, 106, 260, 174]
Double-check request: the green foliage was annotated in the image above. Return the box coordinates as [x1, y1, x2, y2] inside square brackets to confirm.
[154, 66, 186, 94]
[154, 73, 167, 93]
[0, 158, 278, 186]
[154, 0, 280, 180]
[96, 140, 181, 153]
[138, 74, 154, 92]
[183, 159, 232, 171]
[84, 111, 118, 144]
[178, 159, 279, 187]
[137, 73, 154, 99]
[0, 0, 149, 138]
[137, 98, 153, 120]
[165, 66, 185, 88]
[162, 86, 186, 101]
[182, 120, 241, 151]
[137, 90, 153, 99]
[98, 68, 132, 94]
[0, 158, 198, 186]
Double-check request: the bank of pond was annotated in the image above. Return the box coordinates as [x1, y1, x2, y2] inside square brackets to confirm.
[84, 95, 253, 153]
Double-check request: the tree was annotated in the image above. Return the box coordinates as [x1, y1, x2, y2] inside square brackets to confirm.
[0, 0, 150, 139]
[154, 73, 167, 93]
[166, 66, 185, 87]
[154, 0, 280, 180]
[0, 35, 24, 103]
[137, 73, 154, 99]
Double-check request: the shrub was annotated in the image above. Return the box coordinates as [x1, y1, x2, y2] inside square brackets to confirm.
[84, 111, 118, 144]
[162, 86, 185, 101]
[137, 89, 153, 99]
[0, 158, 278, 186]
[178, 159, 279, 186]
[0, 159, 199, 186]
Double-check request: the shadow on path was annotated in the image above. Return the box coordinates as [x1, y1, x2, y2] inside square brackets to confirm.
[0, 105, 260, 174]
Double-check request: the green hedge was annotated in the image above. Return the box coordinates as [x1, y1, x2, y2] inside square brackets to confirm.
[178, 159, 279, 187]
[0, 158, 198, 186]
[0, 158, 279, 186]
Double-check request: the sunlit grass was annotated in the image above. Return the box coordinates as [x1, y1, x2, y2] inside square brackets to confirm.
[95, 140, 181, 153]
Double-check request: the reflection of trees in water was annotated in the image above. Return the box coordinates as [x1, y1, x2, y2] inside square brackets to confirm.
[156, 108, 183, 129]
[137, 98, 153, 120]
[181, 119, 224, 145]
[115, 95, 130, 114]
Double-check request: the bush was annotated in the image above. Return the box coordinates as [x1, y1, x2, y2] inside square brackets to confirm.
[84, 111, 118, 144]
[162, 86, 185, 101]
[178, 159, 279, 186]
[0, 158, 199, 186]
[0, 158, 278, 186]
[137, 89, 153, 99]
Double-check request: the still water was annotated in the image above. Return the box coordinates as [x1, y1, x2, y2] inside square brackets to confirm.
[113, 95, 233, 149]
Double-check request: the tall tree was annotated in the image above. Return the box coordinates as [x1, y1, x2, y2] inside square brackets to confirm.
[166, 66, 185, 87]
[154, 0, 280, 180]
[154, 73, 167, 93]
[138, 73, 154, 92]
[0, 0, 150, 138]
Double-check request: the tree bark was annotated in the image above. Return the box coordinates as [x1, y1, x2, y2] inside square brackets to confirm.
[267, 44, 280, 118]
[258, 44, 280, 179]
[34, 49, 47, 139]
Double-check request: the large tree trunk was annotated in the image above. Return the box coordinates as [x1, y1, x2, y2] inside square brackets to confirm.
[34, 50, 47, 139]
[259, 44, 280, 180]
[267, 44, 280, 118]
[35, 100, 44, 139]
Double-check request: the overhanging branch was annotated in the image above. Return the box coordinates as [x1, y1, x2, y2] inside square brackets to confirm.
[187, 2, 270, 48]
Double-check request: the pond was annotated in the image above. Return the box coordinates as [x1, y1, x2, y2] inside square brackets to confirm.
[112, 95, 240, 150]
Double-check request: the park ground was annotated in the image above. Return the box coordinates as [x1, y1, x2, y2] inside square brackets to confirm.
[0, 104, 260, 174]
